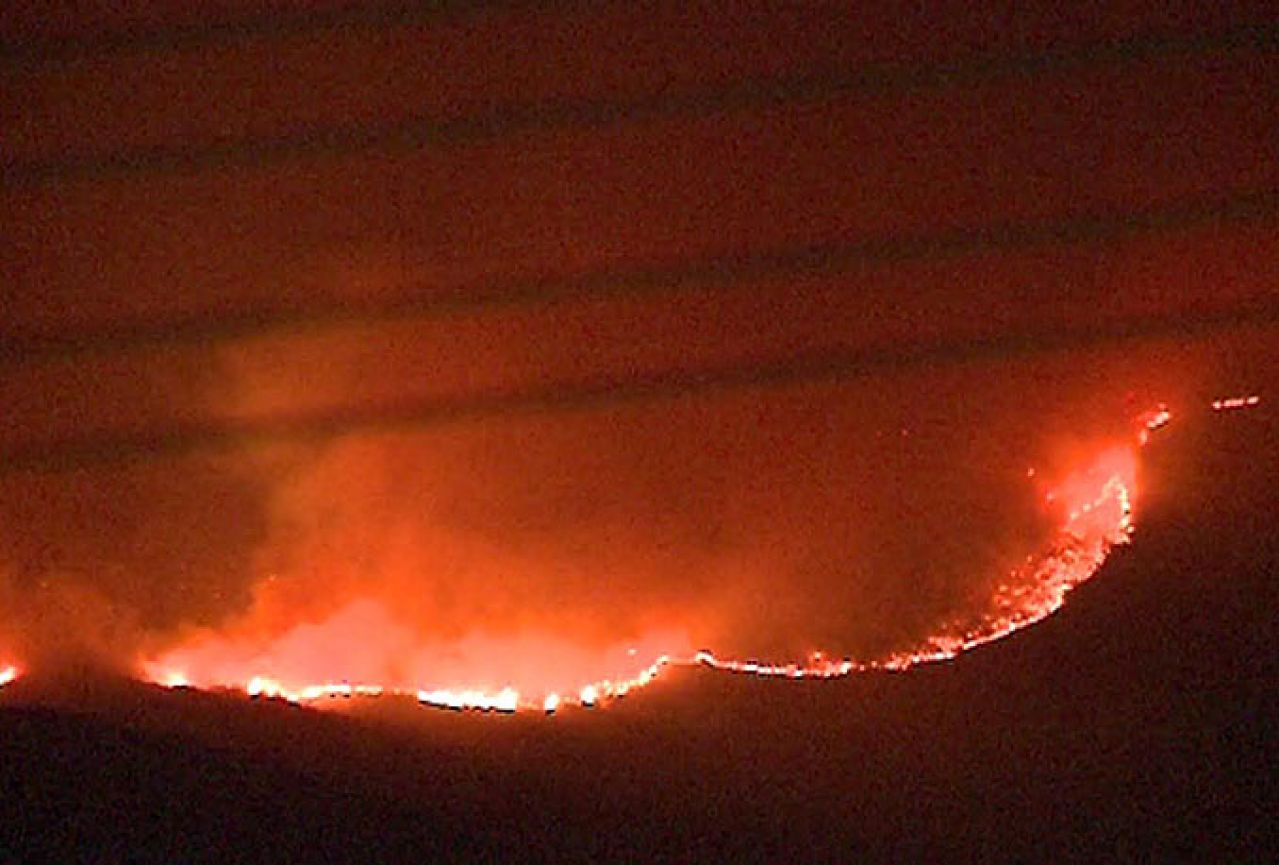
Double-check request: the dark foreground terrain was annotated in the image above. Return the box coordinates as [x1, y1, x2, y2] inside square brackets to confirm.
[2, 410, 1275, 863]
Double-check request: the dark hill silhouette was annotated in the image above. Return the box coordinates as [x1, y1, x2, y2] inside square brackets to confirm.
[3, 408, 1275, 863]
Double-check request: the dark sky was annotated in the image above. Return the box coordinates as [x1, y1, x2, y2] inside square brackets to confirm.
[1, 2, 1275, 686]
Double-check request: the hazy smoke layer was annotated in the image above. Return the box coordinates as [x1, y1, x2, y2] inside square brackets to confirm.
[0, 354, 273, 670]
[4, 321, 1236, 686]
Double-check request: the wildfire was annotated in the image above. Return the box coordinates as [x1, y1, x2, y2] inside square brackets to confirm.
[119, 396, 1246, 714]
[241, 676, 386, 705]
[0, 665, 18, 688]
[1211, 395, 1261, 411]
[695, 446, 1137, 676]
[417, 686, 520, 714]
[1138, 403, 1172, 445]
[136, 444, 1137, 713]
[694, 650, 856, 678]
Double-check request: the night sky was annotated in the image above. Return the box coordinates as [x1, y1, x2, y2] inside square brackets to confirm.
[0, 3, 1276, 859]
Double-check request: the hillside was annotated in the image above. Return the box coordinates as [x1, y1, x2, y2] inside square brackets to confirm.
[2, 409, 1274, 863]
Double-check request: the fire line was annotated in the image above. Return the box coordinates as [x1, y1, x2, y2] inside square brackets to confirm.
[6, 397, 1257, 714]
[136, 401, 1172, 713]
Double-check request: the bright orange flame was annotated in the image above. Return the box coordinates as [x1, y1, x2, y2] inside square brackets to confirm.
[1138, 403, 1172, 444]
[0, 664, 18, 688]
[1211, 395, 1261, 411]
[139, 447, 1139, 711]
[134, 397, 1229, 715]
[143, 603, 688, 712]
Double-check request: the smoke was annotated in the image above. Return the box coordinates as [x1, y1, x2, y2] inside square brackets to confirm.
[1, 279, 1260, 690]
[0, 352, 274, 673]
[132, 332, 1162, 691]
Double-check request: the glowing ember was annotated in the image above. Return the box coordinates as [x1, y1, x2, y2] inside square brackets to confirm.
[125, 396, 1245, 715]
[1138, 403, 1173, 444]
[0, 665, 17, 688]
[1143, 405, 1173, 430]
[1211, 395, 1261, 411]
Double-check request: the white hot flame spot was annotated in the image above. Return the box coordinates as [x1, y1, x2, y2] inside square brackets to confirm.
[416, 686, 520, 713]
[1212, 395, 1261, 411]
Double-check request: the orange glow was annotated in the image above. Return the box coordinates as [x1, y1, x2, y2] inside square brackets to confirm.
[1137, 403, 1172, 445]
[418, 686, 520, 714]
[143, 605, 688, 713]
[1211, 395, 1261, 411]
[691, 443, 1137, 677]
[139, 438, 1135, 712]
[877, 445, 1136, 670]
[132, 398, 1230, 715]
[0, 664, 17, 688]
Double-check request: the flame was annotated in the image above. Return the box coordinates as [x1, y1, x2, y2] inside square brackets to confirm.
[0, 665, 18, 688]
[691, 445, 1137, 676]
[1137, 403, 1173, 445]
[137, 441, 1137, 713]
[123, 396, 1254, 714]
[162, 670, 190, 689]
[882, 448, 1135, 669]
[1211, 395, 1261, 411]
[143, 612, 688, 712]
[417, 686, 520, 714]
